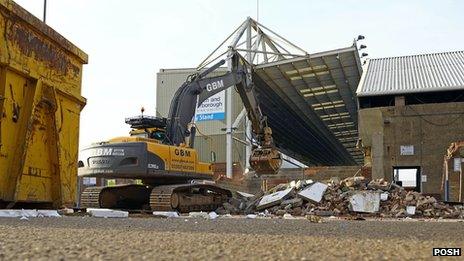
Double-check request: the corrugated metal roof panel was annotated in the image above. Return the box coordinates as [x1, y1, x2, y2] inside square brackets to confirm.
[357, 51, 464, 97]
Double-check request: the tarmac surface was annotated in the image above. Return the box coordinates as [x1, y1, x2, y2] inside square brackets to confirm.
[0, 216, 463, 260]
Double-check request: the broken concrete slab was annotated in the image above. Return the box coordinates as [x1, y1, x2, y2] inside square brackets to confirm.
[348, 191, 380, 213]
[0, 210, 29, 218]
[87, 208, 128, 218]
[298, 182, 328, 203]
[257, 188, 293, 210]
[153, 211, 180, 218]
[0, 209, 61, 218]
[37, 210, 61, 217]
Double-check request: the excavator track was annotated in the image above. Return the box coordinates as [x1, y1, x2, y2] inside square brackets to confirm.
[81, 183, 231, 212]
[80, 184, 152, 210]
[150, 184, 231, 212]
[80, 186, 105, 208]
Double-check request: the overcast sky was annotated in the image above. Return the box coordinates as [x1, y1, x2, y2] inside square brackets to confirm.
[14, 0, 464, 149]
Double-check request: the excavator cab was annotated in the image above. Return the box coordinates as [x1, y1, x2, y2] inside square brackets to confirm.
[126, 115, 167, 142]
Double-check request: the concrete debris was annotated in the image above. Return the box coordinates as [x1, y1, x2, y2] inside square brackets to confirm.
[188, 212, 211, 219]
[289, 179, 313, 190]
[0, 210, 30, 218]
[37, 210, 61, 217]
[348, 191, 380, 213]
[367, 178, 390, 190]
[283, 213, 294, 219]
[153, 211, 180, 218]
[221, 202, 238, 214]
[218, 177, 464, 219]
[87, 208, 128, 218]
[298, 182, 328, 203]
[208, 212, 219, 220]
[256, 188, 293, 211]
[380, 192, 389, 201]
[0, 209, 61, 218]
[246, 214, 257, 219]
[58, 208, 74, 215]
[188, 211, 220, 220]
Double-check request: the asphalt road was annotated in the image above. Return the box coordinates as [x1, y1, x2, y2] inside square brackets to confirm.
[0, 216, 463, 260]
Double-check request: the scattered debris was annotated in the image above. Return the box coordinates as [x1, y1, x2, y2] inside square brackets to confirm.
[283, 213, 294, 219]
[87, 208, 128, 218]
[216, 176, 464, 220]
[188, 211, 219, 219]
[37, 210, 61, 217]
[153, 211, 180, 218]
[188, 212, 210, 219]
[208, 211, 219, 219]
[367, 178, 390, 190]
[246, 214, 257, 219]
[58, 208, 74, 215]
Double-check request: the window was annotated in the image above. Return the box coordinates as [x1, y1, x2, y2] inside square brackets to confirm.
[393, 167, 421, 191]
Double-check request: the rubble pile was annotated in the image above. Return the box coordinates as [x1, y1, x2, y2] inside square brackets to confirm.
[216, 177, 464, 219]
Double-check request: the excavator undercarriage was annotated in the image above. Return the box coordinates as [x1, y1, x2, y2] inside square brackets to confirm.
[80, 183, 231, 212]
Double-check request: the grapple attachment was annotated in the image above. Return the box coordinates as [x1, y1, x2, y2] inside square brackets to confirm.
[249, 147, 282, 175]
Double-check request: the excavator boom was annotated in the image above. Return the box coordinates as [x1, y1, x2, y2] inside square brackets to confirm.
[165, 52, 281, 174]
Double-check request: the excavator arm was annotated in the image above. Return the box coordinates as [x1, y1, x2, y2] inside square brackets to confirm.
[165, 52, 281, 174]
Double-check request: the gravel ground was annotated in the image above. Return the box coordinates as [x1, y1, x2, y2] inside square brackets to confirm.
[0, 216, 463, 260]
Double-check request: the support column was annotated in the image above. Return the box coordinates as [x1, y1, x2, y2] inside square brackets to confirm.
[226, 58, 233, 179]
[245, 119, 252, 171]
[245, 17, 253, 171]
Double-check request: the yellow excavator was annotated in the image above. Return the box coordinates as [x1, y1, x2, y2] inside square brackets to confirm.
[78, 52, 282, 212]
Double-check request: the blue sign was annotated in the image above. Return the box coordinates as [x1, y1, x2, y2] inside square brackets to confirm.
[195, 112, 225, 121]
